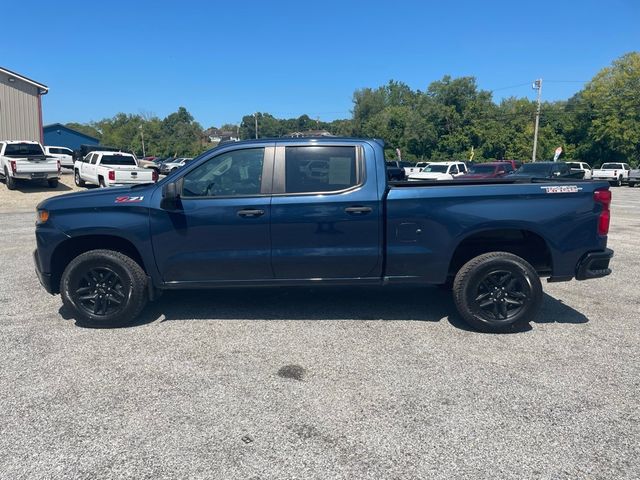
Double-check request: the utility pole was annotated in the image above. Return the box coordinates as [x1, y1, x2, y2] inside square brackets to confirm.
[254, 113, 259, 139]
[139, 125, 146, 157]
[531, 78, 543, 162]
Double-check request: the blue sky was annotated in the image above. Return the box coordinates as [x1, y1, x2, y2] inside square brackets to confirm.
[2, 0, 638, 127]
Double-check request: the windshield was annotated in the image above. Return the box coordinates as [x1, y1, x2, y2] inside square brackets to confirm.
[601, 163, 623, 169]
[421, 164, 449, 173]
[100, 155, 137, 166]
[4, 143, 44, 157]
[517, 164, 552, 174]
[468, 164, 497, 174]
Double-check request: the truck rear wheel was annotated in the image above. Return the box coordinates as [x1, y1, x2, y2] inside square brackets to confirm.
[47, 178, 59, 188]
[4, 168, 16, 190]
[452, 252, 543, 333]
[60, 249, 148, 328]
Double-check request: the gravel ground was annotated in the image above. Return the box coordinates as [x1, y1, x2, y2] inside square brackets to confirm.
[0, 170, 85, 213]
[0, 184, 638, 479]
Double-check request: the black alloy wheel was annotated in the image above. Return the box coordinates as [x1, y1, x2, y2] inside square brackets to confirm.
[453, 252, 543, 332]
[473, 269, 528, 322]
[74, 266, 127, 317]
[60, 249, 148, 328]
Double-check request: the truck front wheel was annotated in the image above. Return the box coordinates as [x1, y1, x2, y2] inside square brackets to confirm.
[74, 170, 85, 187]
[452, 252, 543, 333]
[60, 249, 148, 328]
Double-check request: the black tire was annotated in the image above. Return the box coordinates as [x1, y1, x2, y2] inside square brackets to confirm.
[629, 182, 636, 188]
[74, 169, 85, 187]
[60, 249, 148, 328]
[47, 178, 59, 188]
[452, 252, 543, 333]
[99, 177, 106, 188]
[615, 176, 622, 187]
[5, 168, 16, 190]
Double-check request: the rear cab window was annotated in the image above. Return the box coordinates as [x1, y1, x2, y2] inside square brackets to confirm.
[100, 155, 137, 166]
[4, 143, 44, 156]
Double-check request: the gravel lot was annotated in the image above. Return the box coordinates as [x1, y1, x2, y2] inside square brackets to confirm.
[0, 170, 85, 214]
[0, 182, 638, 479]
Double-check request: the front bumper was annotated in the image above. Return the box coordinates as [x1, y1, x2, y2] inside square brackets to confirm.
[575, 248, 614, 280]
[33, 249, 54, 294]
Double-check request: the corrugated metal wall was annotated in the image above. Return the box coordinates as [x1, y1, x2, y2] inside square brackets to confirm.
[0, 72, 41, 142]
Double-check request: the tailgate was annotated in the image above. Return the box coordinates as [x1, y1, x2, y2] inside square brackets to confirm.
[114, 168, 153, 183]
[14, 157, 58, 174]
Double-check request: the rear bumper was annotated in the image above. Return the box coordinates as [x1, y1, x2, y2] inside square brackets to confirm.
[575, 248, 614, 280]
[14, 172, 59, 180]
[33, 249, 54, 294]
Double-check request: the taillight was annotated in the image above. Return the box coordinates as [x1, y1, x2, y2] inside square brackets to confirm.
[108, 170, 115, 181]
[594, 188, 611, 236]
[152, 170, 158, 182]
[10, 160, 17, 173]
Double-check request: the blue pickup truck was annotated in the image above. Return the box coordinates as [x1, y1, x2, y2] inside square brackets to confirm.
[34, 138, 613, 332]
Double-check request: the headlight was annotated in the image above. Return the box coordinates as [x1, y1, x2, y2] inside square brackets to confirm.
[36, 209, 49, 224]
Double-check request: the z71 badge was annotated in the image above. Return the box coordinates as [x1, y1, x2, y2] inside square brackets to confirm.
[115, 196, 144, 203]
[540, 185, 582, 194]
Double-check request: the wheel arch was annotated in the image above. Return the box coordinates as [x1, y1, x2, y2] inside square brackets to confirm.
[447, 227, 554, 279]
[50, 234, 147, 294]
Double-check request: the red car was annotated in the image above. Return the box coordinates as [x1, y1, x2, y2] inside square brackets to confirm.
[463, 162, 515, 179]
[495, 159, 522, 170]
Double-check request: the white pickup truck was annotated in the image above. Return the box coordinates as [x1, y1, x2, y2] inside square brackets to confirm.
[74, 151, 157, 188]
[592, 162, 631, 186]
[0, 141, 60, 190]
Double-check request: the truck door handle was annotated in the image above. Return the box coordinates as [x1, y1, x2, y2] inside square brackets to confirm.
[345, 206, 372, 215]
[237, 209, 265, 218]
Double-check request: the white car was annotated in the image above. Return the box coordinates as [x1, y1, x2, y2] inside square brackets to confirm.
[592, 162, 630, 186]
[0, 140, 60, 190]
[74, 151, 157, 188]
[565, 161, 592, 180]
[408, 161, 468, 181]
[404, 161, 429, 176]
[44, 146, 75, 169]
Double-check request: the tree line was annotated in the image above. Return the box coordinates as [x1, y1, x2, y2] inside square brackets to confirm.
[67, 52, 639, 166]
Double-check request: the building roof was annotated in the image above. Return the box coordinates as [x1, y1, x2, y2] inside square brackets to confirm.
[0, 66, 48, 94]
[43, 123, 100, 142]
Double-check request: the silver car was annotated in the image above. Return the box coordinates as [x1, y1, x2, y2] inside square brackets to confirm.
[160, 157, 193, 174]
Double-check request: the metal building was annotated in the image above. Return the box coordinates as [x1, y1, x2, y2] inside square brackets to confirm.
[43, 123, 100, 150]
[0, 67, 48, 143]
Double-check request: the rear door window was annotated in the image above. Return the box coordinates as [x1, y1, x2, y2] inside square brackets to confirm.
[284, 146, 358, 194]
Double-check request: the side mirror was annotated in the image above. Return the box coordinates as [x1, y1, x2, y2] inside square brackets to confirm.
[160, 179, 183, 210]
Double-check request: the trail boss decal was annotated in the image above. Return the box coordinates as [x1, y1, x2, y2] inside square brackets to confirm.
[115, 196, 144, 203]
[540, 185, 582, 194]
